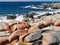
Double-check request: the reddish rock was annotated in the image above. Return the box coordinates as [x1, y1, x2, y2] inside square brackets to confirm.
[8, 30, 28, 42]
[0, 23, 9, 31]
[54, 22, 60, 26]
[43, 20, 52, 26]
[0, 38, 9, 45]
[37, 22, 44, 28]
[37, 22, 43, 27]
[42, 31, 60, 45]
[19, 33, 29, 43]
[10, 24, 19, 32]
[28, 26, 39, 33]
[18, 22, 28, 29]
[10, 39, 18, 45]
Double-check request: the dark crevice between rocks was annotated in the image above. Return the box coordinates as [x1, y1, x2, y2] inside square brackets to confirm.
[22, 33, 30, 42]
[41, 30, 50, 33]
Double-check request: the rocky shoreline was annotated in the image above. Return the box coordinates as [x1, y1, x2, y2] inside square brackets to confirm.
[0, 12, 59, 45]
[28, 3, 60, 9]
[0, 3, 60, 45]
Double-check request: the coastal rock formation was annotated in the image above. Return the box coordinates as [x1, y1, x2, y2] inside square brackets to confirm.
[0, 12, 60, 45]
[30, 3, 60, 9]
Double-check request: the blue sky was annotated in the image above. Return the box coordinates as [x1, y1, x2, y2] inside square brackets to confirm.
[0, 0, 60, 2]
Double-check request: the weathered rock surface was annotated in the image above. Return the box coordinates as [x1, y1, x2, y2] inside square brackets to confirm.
[24, 31, 42, 42]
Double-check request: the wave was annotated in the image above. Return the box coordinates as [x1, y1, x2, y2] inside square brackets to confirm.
[0, 9, 60, 22]
[15, 15, 25, 22]
[24, 5, 44, 9]
[25, 6, 31, 8]
[24, 5, 54, 10]
[46, 7, 54, 10]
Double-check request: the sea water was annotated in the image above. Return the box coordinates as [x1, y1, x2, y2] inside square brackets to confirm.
[0, 2, 59, 15]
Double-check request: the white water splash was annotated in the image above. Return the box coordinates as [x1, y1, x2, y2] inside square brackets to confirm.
[15, 15, 25, 22]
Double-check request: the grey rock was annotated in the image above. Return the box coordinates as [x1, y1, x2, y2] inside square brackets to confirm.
[25, 31, 42, 42]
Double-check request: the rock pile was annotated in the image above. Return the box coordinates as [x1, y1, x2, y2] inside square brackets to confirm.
[0, 14, 60, 45]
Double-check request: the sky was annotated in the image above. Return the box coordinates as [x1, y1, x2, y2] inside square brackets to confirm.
[0, 0, 60, 2]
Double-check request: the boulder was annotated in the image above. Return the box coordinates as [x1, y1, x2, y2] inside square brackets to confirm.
[0, 23, 9, 31]
[54, 22, 60, 26]
[28, 26, 39, 33]
[19, 33, 30, 43]
[42, 31, 60, 45]
[43, 20, 52, 27]
[18, 22, 28, 29]
[8, 30, 28, 42]
[10, 39, 18, 45]
[7, 21, 20, 26]
[24, 31, 42, 42]
[0, 38, 9, 45]
[37, 22, 44, 29]
[10, 24, 19, 32]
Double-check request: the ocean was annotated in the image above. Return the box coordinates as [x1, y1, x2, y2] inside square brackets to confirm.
[0, 2, 59, 15]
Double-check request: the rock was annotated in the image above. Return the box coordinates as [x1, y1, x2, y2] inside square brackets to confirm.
[0, 38, 9, 45]
[0, 23, 9, 31]
[7, 15, 16, 20]
[9, 22, 28, 32]
[32, 40, 42, 45]
[18, 22, 28, 29]
[19, 33, 30, 43]
[54, 21, 60, 26]
[10, 24, 19, 32]
[7, 21, 20, 26]
[43, 20, 52, 27]
[37, 22, 44, 29]
[42, 31, 60, 45]
[8, 30, 28, 42]
[24, 31, 42, 42]
[28, 26, 39, 33]
[53, 27, 60, 31]
[10, 39, 18, 45]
